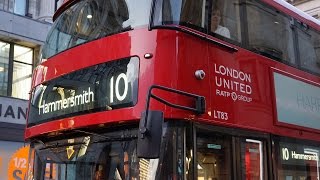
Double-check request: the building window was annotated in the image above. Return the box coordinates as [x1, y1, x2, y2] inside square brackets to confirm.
[0, 41, 33, 100]
[0, 41, 9, 96]
[14, 0, 27, 15]
[12, 45, 33, 99]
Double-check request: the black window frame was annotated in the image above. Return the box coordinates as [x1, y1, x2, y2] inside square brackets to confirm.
[193, 123, 273, 180]
[0, 40, 34, 98]
[294, 21, 320, 75]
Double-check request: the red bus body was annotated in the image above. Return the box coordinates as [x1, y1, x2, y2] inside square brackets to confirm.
[25, 0, 320, 179]
[26, 1, 320, 141]
[26, 28, 320, 139]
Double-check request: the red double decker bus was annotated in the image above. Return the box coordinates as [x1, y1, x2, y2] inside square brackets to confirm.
[25, 0, 320, 179]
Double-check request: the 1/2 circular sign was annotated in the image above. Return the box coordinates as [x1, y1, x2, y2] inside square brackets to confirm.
[8, 145, 29, 180]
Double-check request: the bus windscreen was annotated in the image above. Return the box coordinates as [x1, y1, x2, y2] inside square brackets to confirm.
[42, 0, 151, 59]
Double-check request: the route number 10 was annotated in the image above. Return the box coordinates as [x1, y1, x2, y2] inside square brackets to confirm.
[110, 73, 128, 103]
[282, 148, 289, 160]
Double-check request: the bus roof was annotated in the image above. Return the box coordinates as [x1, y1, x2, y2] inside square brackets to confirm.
[264, 0, 320, 31]
[54, 0, 320, 31]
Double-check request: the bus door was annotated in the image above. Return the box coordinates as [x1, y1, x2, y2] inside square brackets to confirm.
[196, 131, 233, 180]
[241, 139, 265, 180]
[195, 126, 270, 180]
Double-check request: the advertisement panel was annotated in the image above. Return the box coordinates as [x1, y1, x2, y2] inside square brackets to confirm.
[274, 72, 320, 129]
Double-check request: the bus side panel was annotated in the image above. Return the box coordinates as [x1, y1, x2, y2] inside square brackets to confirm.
[208, 41, 273, 128]
[149, 31, 211, 120]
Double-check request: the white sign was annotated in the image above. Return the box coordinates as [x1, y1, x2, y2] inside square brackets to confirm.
[0, 96, 28, 124]
[214, 64, 253, 103]
[282, 147, 318, 161]
[39, 87, 95, 115]
[274, 72, 320, 129]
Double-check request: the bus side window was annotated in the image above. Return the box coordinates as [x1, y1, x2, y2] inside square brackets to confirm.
[296, 25, 320, 74]
[153, 0, 206, 30]
[180, 0, 205, 28]
[246, 0, 296, 65]
[208, 0, 241, 42]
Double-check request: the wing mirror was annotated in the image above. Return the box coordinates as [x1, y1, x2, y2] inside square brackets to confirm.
[137, 85, 205, 159]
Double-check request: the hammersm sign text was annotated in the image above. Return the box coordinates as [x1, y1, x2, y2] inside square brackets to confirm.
[39, 87, 94, 115]
[282, 147, 318, 161]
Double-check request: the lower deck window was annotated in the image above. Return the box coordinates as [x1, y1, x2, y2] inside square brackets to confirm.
[276, 139, 320, 180]
[197, 133, 232, 180]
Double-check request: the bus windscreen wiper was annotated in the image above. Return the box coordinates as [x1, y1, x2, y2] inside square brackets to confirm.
[39, 141, 86, 150]
[39, 129, 137, 150]
[72, 129, 138, 143]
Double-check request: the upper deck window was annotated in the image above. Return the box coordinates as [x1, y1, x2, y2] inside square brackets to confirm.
[152, 0, 207, 31]
[296, 25, 320, 74]
[208, 0, 241, 42]
[42, 0, 151, 59]
[152, 0, 241, 42]
[246, 0, 296, 64]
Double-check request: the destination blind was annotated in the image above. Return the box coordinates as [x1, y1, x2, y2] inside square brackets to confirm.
[27, 57, 139, 126]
